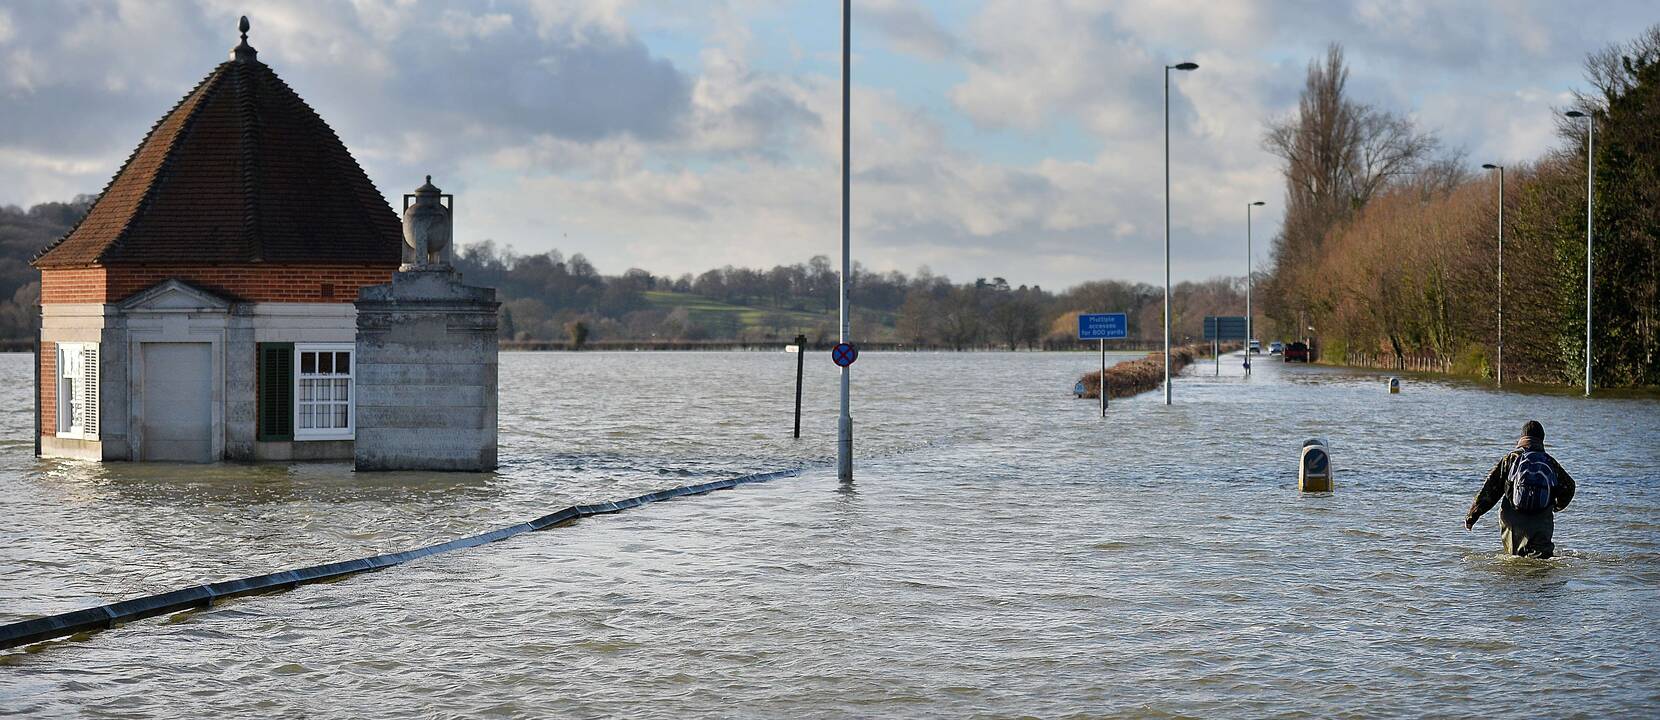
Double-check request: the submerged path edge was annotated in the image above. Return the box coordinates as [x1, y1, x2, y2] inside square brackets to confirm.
[0, 467, 804, 652]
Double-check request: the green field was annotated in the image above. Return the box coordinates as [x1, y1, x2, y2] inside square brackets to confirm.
[641, 291, 894, 340]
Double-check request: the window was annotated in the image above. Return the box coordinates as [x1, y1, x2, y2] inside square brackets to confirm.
[257, 343, 294, 441]
[295, 343, 353, 440]
[56, 342, 99, 440]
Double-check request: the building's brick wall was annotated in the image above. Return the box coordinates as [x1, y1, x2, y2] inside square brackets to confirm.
[40, 266, 395, 304]
[39, 343, 55, 437]
[39, 268, 107, 304]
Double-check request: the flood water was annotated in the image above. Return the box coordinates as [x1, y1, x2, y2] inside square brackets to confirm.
[2, 350, 1658, 717]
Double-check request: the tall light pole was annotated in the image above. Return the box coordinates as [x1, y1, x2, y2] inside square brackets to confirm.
[1163, 61, 1198, 405]
[1497, 164, 1505, 387]
[837, 0, 853, 481]
[1567, 109, 1594, 397]
[1247, 201, 1265, 348]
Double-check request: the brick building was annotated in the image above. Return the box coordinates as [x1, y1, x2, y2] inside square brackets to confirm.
[32, 21, 402, 462]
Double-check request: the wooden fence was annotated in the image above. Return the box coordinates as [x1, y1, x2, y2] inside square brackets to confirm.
[1343, 350, 1452, 373]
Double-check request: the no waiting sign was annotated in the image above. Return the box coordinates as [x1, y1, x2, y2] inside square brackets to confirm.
[831, 342, 859, 367]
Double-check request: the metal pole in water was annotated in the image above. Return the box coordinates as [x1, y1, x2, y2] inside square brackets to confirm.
[793, 333, 806, 439]
[1162, 61, 1197, 405]
[1214, 338, 1219, 376]
[1100, 338, 1107, 416]
[1567, 109, 1594, 396]
[837, 0, 853, 482]
[1163, 66, 1172, 405]
[1585, 115, 1594, 397]
[1247, 201, 1263, 349]
[1485, 163, 1504, 386]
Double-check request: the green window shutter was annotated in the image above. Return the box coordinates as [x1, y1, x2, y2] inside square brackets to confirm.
[257, 343, 294, 441]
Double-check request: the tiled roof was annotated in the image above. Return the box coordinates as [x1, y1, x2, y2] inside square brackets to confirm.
[34, 44, 402, 268]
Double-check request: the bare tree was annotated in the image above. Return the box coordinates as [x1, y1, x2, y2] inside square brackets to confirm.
[895, 290, 937, 347]
[1351, 109, 1441, 205]
[1264, 44, 1441, 236]
[937, 286, 983, 351]
[1261, 43, 1443, 332]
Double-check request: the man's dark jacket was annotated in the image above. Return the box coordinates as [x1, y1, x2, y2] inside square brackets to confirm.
[1466, 437, 1575, 528]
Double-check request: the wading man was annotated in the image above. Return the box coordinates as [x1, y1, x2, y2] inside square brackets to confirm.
[1464, 420, 1576, 558]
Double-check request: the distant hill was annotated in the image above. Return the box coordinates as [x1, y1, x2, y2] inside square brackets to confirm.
[5, 196, 1254, 351]
[0, 197, 91, 342]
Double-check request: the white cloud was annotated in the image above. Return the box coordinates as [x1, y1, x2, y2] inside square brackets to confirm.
[440, 10, 514, 39]
[1, 0, 1654, 289]
[862, 0, 958, 60]
[522, 0, 632, 44]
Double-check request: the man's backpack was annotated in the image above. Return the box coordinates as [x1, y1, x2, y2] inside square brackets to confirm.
[1508, 450, 1557, 512]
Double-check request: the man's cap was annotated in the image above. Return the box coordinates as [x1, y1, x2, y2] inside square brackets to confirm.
[1522, 420, 1545, 440]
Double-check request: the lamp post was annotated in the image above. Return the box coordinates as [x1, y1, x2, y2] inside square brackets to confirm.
[1566, 109, 1594, 396]
[1247, 201, 1265, 349]
[837, 0, 853, 481]
[1482, 163, 1504, 387]
[1163, 61, 1198, 405]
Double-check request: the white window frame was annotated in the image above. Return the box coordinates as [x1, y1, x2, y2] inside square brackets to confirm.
[294, 343, 355, 441]
[56, 342, 99, 440]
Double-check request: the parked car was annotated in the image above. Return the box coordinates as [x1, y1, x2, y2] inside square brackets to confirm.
[1283, 341, 1310, 362]
[1269, 341, 1284, 355]
[1249, 339, 1262, 353]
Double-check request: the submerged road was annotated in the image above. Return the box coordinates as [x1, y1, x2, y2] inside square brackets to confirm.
[2, 351, 1657, 717]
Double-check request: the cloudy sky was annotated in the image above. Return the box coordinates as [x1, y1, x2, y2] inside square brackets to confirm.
[0, 1, 1650, 288]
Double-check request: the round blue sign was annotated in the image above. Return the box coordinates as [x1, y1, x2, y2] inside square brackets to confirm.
[831, 342, 858, 367]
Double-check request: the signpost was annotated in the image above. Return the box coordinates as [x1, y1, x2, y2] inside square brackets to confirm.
[1078, 313, 1127, 416]
[791, 334, 806, 439]
[1204, 315, 1248, 376]
[837, 0, 853, 483]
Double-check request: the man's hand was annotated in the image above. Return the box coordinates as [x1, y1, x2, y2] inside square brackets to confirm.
[1463, 516, 1475, 531]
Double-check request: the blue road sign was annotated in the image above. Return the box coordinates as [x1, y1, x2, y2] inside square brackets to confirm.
[831, 342, 858, 367]
[1203, 316, 1248, 341]
[1077, 313, 1128, 340]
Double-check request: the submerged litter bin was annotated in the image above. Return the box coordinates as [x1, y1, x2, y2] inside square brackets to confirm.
[1300, 438, 1333, 492]
[1388, 377, 1401, 394]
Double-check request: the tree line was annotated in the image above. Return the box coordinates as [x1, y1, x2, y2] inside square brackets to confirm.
[1258, 31, 1659, 386]
[0, 206, 1253, 351]
[457, 240, 1251, 349]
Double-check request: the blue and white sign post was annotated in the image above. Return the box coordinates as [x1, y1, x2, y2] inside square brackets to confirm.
[1078, 313, 1128, 416]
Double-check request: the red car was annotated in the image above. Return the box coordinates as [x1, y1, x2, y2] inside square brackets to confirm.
[1283, 341, 1311, 362]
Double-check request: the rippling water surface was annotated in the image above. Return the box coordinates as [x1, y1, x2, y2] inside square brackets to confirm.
[2, 350, 1658, 717]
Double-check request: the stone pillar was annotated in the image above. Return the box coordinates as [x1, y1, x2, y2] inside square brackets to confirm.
[223, 308, 257, 462]
[354, 177, 498, 471]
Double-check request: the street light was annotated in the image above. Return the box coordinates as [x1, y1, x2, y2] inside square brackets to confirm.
[1482, 162, 1504, 387]
[1164, 60, 1198, 405]
[837, 0, 853, 481]
[1247, 201, 1265, 350]
[1566, 109, 1594, 396]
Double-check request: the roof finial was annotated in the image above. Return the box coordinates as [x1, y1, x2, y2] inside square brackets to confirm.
[231, 15, 258, 63]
